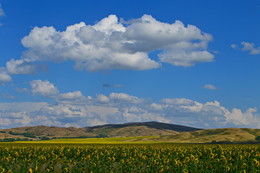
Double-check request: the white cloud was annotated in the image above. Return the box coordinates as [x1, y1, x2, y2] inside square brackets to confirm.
[1, 93, 16, 99]
[96, 94, 110, 103]
[109, 92, 144, 104]
[59, 91, 84, 100]
[230, 44, 237, 49]
[0, 5, 5, 26]
[57, 91, 86, 104]
[30, 80, 59, 97]
[232, 41, 260, 55]
[241, 41, 260, 55]
[0, 68, 12, 84]
[204, 84, 217, 90]
[6, 59, 39, 74]
[29, 80, 86, 104]
[0, 91, 259, 129]
[161, 98, 195, 106]
[19, 14, 213, 72]
[87, 119, 107, 126]
[225, 108, 259, 127]
[0, 102, 48, 112]
[159, 50, 214, 67]
[0, 5, 4, 17]
[21, 18, 160, 71]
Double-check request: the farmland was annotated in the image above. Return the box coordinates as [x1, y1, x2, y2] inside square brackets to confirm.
[0, 142, 259, 172]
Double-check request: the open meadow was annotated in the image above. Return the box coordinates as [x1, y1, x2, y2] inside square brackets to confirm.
[0, 139, 259, 173]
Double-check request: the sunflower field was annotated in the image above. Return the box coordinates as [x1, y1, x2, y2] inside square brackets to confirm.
[0, 143, 259, 172]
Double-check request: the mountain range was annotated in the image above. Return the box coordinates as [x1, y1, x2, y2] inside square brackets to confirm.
[0, 121, 259, 143]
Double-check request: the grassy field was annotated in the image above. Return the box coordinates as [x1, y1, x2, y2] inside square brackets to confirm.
[0, 141, 259, 173]
[14, 136, 161, 144]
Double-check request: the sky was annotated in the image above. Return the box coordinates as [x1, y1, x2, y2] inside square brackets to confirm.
[0, 0, 259, 129]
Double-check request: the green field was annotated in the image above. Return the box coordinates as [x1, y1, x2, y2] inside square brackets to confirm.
[0, 141, 259, 173]
[13, 136, 161, 144]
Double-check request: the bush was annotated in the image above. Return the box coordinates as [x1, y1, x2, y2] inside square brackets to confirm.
[39, 136, 50, 140]
[0, 138, 15, 142]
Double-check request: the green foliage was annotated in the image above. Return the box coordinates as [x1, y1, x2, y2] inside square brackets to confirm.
[0, 138, 15, 142]
[39, 136, 50, 140]
[95, 134, 108, 138]
[0, 138, 32, 142]
[8, 131, 37, 138]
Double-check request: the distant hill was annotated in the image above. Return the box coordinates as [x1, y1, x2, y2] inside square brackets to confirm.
[0, 122, 196, 140]
[88, 121, 201, 132]
[139, 128, 260, 143]
[85, 121, 201, 137]
[0, 122, 259, 143]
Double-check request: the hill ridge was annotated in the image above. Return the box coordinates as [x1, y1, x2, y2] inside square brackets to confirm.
[0, 121, 259, 143]
[87, 121, 202, 132]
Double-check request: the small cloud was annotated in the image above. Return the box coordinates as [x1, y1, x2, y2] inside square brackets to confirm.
[0, 5, 5, 27]
[0, 5, 5, 17]
[241, 41, 260, 55]
[0, 68, 12, 84]
[6, 59, 47, 75]
[204, 84, 217, 90]
[96, 94, 110, 103]
[230, 44, 237, 49]
[102, 84, 111, 88]
[233, 41, 260, 55]
[1, 93, 16, 99]
[102, 84, 123, 88]
[114, 84, 123, 88]
[15, 87, 30, 93]
[59, 91, 84, 100]
[30, 80, 59, 97]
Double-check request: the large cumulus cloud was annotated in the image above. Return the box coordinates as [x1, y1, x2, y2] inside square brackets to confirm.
[18, 14, 213, 72]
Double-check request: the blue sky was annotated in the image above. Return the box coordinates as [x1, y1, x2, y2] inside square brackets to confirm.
[0, 0, 259, 129]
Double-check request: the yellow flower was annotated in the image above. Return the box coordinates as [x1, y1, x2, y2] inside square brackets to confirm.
[185, 157, 190, 162]
[226, 166, 230, 171]
[194, 158, 199, 164]
[253, 159, 259, 167]
[28, 168, 33, 173]
[183, 168, 189, 173]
